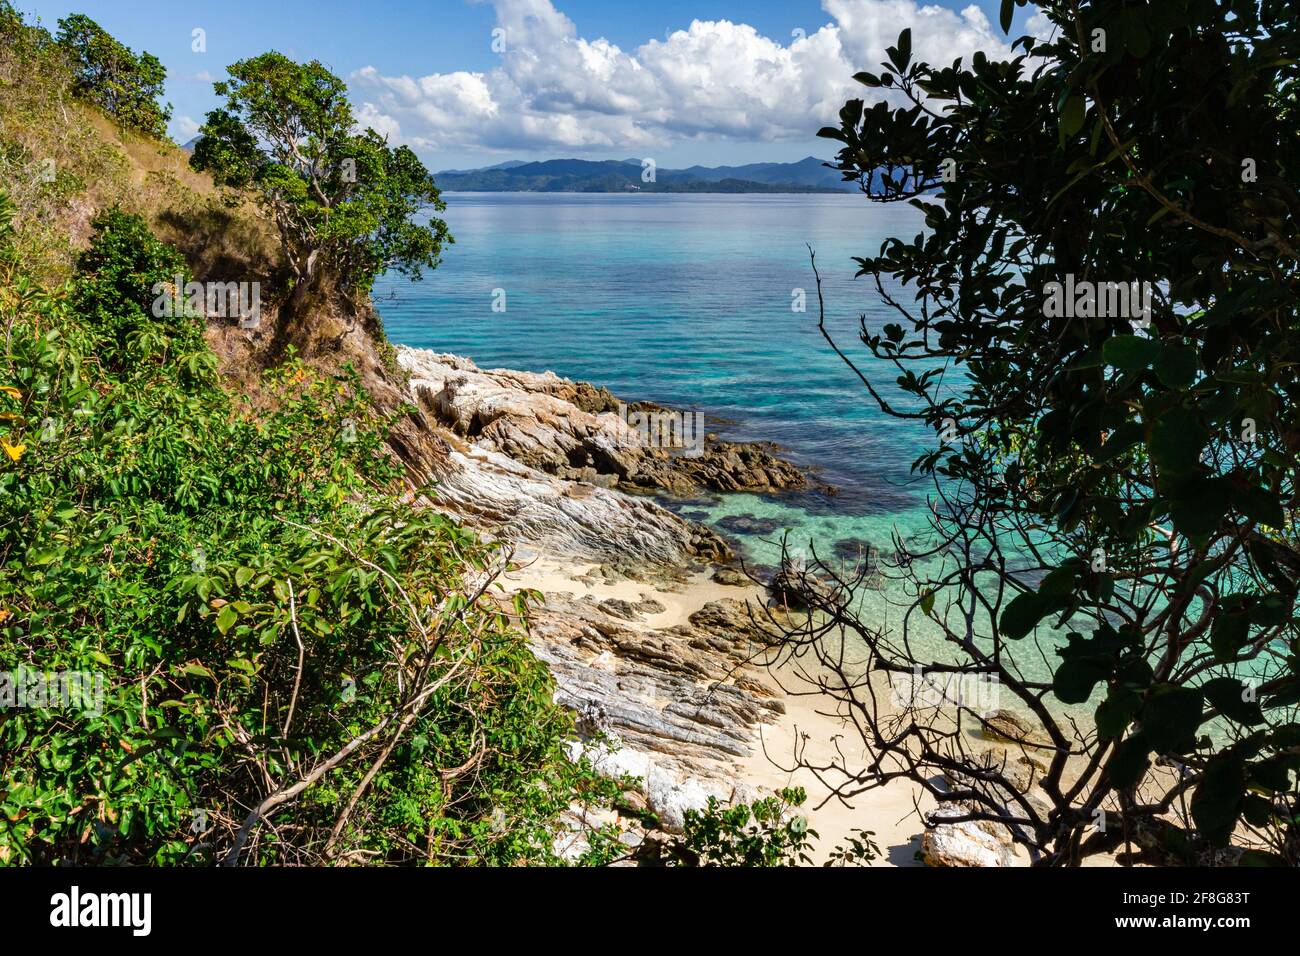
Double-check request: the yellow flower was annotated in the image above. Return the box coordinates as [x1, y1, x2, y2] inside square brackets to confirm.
[1, 436, 26, 462]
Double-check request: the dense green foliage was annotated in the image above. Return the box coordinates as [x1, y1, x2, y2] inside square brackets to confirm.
[55, 13, 170, 138]
[0, 204, 618, 865]
[648, 788, 878, 867]
[190, 53, 452, 309]
[669, 788, 818, 866]
[813, 0, 1299, 863]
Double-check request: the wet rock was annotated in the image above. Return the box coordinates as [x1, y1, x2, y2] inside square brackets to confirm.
[598, 596, 667, 621]
[980, 709, 1055, 750]
[637, 596, 667, 615]
[688, 524, 732, 563]
[689, 598, 755, 634]
[715, 513, 786, 537]
[767, 559, 845, 611]
[832, 538, 875, 563]
[711, 567, 751, 587]
[960, 749, 1044, 793]
[398, 347, 810, 499]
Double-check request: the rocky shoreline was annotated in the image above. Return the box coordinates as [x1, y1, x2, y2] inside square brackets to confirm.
[400, 349, 813, 490]
[391, 347, 818, 836]
[391, 345, 1034, 866]
[396, 347, 815, 564]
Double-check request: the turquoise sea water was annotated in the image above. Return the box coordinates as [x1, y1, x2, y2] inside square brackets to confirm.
[375, 193, 1262, 714]
[374, 192, 936, 570]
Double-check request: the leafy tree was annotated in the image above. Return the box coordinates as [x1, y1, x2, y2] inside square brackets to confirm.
[190, 53, 451, 318]
[0, 1, 20, 37]
[781, 0, 1299, 865]
[55, 13, 170, 137]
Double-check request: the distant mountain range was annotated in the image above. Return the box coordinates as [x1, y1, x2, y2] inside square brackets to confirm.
[174, 143, 867, 193]
[433, 156, 861, 193]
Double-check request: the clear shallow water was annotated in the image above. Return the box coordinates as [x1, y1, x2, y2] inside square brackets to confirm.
[375, 193, 1259, 711]
[375, 192, 935, 568]
[371, 193, 1128, 693]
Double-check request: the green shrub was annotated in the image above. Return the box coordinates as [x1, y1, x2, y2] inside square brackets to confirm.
[665, 787, 818, 867]
[71, 208, 199, 373]
[0, 207, 617, 865]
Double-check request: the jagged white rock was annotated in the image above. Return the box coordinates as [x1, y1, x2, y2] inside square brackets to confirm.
[397, 347, 717, 564]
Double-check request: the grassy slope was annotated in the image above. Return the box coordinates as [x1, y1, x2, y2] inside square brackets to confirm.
[0, 20, 446, 480]
[0, 33, 277, 283]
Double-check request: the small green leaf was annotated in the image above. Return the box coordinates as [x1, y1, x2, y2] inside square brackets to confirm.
[1054, 657, 1109, 704]
[1150, 408, 1208, 473]
[1191, 753, 1247, 848]
[1095, 687, 1142, 739]
[1200, 677, 1263, 725]
[1236, 484, 1285, 529]
[1000, 591, 1048, 640]
[886, 29, 912, 72]
[1153, 344, 1198, 389]
[216, 604, 238, 635]
[1210, 611, 1251, 663]
[1060, 94, 1087, 138]
[1140, 684, 1202, 753]
[1102, 334, 1160, 370]
[1106, 733, 1151, 788]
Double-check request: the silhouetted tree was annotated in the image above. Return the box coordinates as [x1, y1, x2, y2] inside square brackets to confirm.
[775, 0, 1299, 866]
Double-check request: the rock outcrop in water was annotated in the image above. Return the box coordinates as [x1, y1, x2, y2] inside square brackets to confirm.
[411, 434, 730, 565]
[388, 348, 735, 566]
[399, 348, 809, 498]
[767, 557, 847, 611]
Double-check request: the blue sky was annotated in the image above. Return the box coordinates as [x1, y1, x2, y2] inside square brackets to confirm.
[15, 0, 1040, 170]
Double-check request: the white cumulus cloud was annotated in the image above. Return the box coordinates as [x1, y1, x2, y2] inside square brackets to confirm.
[350, 0, 1012, 156]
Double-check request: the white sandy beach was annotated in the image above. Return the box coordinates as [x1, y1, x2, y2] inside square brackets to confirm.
[502, 552, 936, 865]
